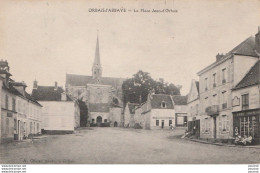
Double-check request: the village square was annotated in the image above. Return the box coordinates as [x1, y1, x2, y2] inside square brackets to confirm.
[0, 25, 259, 164]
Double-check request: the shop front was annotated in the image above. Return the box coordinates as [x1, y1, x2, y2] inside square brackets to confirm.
[233, 108, 260, 144]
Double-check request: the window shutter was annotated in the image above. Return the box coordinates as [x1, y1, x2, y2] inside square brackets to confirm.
[202, 119, 205, 132]
[218, 116, 222, 133]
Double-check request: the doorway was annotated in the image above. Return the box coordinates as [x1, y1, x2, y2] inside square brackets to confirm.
[114, 121, 118, 127]
[96, 116, 102, 127]
[161, 120, 164, 129]
[213, 117, 217, 139]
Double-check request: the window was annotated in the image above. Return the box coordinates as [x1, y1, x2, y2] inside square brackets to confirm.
[37, 123, 39, 132]
[205, 78, 208, 91]
[205, 118, 210, 132]
[30, 122, 32, 133]
[161, 101, 166, 108]
[156, 120, 159, 126]
[213, 73, 216, 87]
[222, 91, 227, 109]
[92, 119, 94, 123]
[196, 104, 199, 115]
[169, 120, 172, 126]
[12, 98, 16, 111]
[5, 95, 8, 109]
[222, 115, 228, 131]
[242, 94, 249, 110]
[104, 119, 107, 123]
[222, 68, 226, 84]
[6, 118, 9, 134]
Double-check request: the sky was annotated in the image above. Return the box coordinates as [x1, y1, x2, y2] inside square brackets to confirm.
[0, 0, 259, 95]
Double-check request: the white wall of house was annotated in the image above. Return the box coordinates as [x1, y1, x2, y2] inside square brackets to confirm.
[41, 101, 79, 131]
[232, 85, 260, 112]
[109, 107, 122, 126]
[233, 55, 258, 87]
[150, 109, 175, 129]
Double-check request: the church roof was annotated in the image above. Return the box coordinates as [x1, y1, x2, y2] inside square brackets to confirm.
[66, 73, 125, 89]
[150, 94, 174, 109]
[233, 61, 259, 90]
[88, 103, 110, 113]
[32, 86, 72, 101]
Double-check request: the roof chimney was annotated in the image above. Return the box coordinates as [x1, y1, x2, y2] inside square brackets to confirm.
[216, 53, 224, 62]
[0, 60, 12, 88]
[54, 81, 58, 90]
[255, 26, 260, 55]
[33, 80, 38, 89]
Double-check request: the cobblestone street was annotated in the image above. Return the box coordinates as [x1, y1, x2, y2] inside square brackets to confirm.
[0, 127, 260, 164]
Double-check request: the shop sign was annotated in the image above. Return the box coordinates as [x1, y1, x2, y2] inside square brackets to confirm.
[233, 109, 259, 117]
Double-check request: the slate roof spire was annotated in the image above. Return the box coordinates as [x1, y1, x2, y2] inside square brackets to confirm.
[92, 33, 102, 81]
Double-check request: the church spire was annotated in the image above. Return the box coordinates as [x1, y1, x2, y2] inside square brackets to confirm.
[92, 33, 102, 81]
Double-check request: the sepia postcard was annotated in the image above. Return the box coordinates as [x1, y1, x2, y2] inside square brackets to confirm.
[0, 0, 259, 170]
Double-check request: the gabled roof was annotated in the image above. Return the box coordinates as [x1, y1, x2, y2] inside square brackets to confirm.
[89, 103, 110, 113]
[198, 36, 258, 75]
[150, 94, 174, 109]
[233, 61, 259, 90]
[32, 86, 72, 101]
[172, 95, 188, 105]
[2, 82, 41, 106]
[66, 73, 125, 89]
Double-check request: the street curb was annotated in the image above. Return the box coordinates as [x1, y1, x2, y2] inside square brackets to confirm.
[184, 138, 260, 149]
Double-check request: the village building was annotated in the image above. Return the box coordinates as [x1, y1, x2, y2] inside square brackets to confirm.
[65, 36, 125, 127]
[32, 81, 80, 134]
[172, 95, 188, 127]
[135, 94, 175, 130]
[124, 102, 139, 128]
[232, 60, 259, 144]
[0, 60, 42, 143]
[197, 29, 260, 141]
[187, 79, 200, 137]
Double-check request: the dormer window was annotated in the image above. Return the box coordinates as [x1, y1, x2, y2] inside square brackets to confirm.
[161, 101, 166, 108]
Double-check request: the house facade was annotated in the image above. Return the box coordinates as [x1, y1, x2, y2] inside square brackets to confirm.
[32, 81, 80, 134]
[172, 95, 188, 127]
[135, 94, 175, 130]
[187, 79, 200, 121]
[197, 31, 259, 141]
[0, 60, 42, 143]
[232, 61, 260, 144]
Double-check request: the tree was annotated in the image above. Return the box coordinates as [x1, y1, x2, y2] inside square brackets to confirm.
[122, 70, 181, 106]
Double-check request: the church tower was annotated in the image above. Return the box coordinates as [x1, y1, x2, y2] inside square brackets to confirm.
[92, 35, 102, 82]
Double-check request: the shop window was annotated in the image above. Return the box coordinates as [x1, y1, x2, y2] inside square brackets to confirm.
[239, 116, 257, 138]
[156, 120, 159, 126]
[242, 94, 249, 110]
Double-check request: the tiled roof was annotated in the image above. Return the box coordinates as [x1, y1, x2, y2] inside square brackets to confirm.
[172, 95, 188, 105]
[233, 61, 259, 90]
[226, 36, 258, 57]
[2, 82, 41, 106]
[150, 94, 174, 109]
[32, 86, 72, 101]
[66, 73, 125, 89]
[198, 36, 258, 75]
[89, 103, 110, 113]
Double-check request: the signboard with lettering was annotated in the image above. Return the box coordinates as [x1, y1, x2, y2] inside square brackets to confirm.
[233, 109, 260, 117]
[232, 96, 240, 107]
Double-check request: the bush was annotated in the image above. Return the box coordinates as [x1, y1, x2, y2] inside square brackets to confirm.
[100, 123, 110, 127]
[90, 123, 97, 127]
